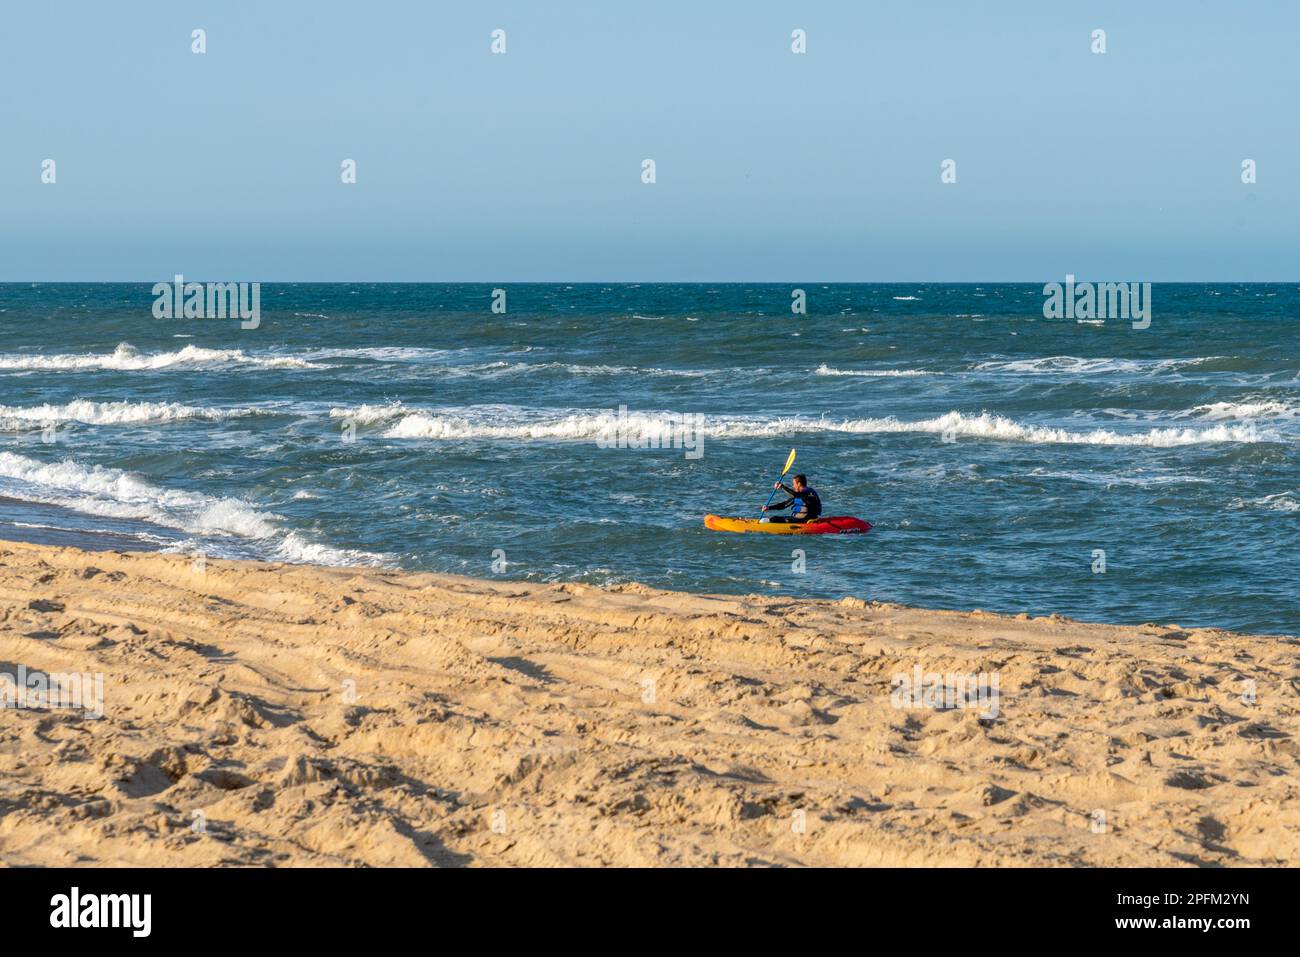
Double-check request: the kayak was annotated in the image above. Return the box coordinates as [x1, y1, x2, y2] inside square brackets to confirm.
[704, 515, 871, 535]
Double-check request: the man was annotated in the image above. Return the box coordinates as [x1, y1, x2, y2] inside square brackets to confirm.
[762, 473, 822, 523]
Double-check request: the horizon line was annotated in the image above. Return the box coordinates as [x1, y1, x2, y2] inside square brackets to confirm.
[3, 279, 1299, 286]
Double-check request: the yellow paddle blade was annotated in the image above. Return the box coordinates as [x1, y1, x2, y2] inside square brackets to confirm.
[781, 448, 797, 475]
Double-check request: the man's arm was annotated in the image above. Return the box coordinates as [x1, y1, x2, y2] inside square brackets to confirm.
[764, 481, 796, 511]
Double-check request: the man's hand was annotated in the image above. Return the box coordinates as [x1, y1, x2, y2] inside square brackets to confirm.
[773, 481, 782, 489]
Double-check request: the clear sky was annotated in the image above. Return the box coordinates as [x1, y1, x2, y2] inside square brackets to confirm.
[1, 0, 1295, 281]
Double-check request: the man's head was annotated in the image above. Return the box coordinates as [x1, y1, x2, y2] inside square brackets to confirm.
[792, 474, 807, 492]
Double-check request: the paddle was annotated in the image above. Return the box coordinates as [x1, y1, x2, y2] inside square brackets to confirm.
[760, 448, 797, 517]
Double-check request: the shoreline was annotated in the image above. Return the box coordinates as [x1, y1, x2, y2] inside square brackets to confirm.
[1, 504, 1288, 638]
[0, 496, 177, 554]
[1, 539, 1296, 866]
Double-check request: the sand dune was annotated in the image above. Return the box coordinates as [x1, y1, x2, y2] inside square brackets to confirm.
[1, 540, 1296, 867]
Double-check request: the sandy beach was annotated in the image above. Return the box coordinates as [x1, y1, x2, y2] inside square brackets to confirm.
[1, 539, 1296, 867]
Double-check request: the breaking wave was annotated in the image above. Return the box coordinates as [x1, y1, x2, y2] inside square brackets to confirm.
[0, 342, 322, 371]
[0, 399, 256, 430]
[327, 404, 1275, 447]
[0, 451, 387, 566]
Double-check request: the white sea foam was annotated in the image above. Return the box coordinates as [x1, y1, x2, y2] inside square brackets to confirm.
[0, 451, 387, 567]
[0, 399, 254, 429]
[815, 364, 935, 377]
[330, 404, 1273, 448]
[311, 349, 714, 379]
[383, 410, 621, 441]
[561, 362, 711, 378]
[0, 342, 321, 371]
[305, 346, 454, 362]
[329, 402, 409, 426]
[738, 411, 1271, 447]
[1028, 469, 1213, 487]
[339, 405, 705, 442]
[448, 360, 713, 379]
[1230, 492, 1300, 513]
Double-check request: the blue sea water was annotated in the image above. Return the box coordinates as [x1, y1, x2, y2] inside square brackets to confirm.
[0, 283, 1295, 635]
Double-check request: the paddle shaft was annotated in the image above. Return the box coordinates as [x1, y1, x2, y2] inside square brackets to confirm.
[760, 449, 797, 516]
[762, 483, 786, 512]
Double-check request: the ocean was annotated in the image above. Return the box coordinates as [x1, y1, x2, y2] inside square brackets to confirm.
[0, 283, 1295, 635]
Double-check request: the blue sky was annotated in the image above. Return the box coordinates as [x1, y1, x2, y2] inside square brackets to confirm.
[1, 1, 1295, 280]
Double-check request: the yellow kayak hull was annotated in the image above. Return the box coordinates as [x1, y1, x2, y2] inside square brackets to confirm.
[703, 515, 871, 535]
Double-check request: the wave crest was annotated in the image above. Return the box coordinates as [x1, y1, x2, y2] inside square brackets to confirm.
[0, 452, 386, 566]
[0, 342, 321, 372]
[815, 364, 935, 377]
[0, 399, 253, 429]
[328, 404, 1273, 447]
